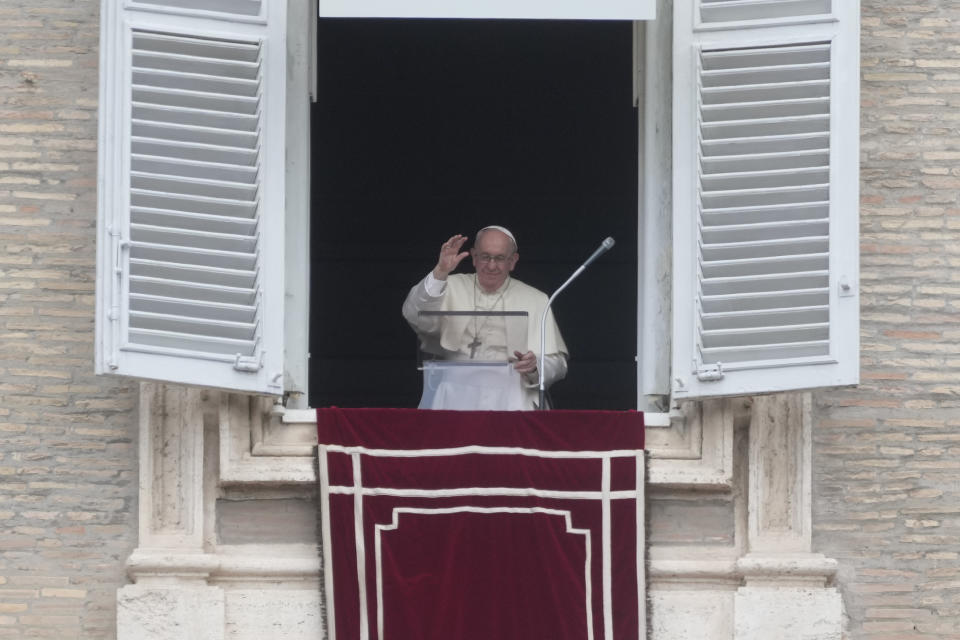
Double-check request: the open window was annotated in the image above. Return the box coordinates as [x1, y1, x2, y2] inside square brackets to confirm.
[308, 18, 640, 410]
[95, 0, 859, 407]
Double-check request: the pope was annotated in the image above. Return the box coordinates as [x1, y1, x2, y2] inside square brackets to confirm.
[403, 225, 568, 410]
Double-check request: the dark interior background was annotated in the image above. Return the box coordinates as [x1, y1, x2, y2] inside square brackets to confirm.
[309, 18, 638, 409]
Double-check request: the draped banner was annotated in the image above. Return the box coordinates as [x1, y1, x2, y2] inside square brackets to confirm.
[316, 408, 646, 640]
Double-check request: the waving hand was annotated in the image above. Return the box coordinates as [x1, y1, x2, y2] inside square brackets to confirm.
[432, 234, 470, 280]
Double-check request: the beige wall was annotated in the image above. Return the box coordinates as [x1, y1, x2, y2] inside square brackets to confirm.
[812, 1, 960, 637]
[0, 1, 139, 638]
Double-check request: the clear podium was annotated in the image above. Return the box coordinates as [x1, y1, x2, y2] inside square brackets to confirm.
[416, 310, 529, 410]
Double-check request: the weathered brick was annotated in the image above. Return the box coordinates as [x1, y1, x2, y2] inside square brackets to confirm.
[0, 4, 137, 639]
[814, 3, 960, 638]
[38, 589, 84, 599]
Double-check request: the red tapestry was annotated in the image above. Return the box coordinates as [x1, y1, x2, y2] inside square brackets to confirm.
[316, 408, 645, 640]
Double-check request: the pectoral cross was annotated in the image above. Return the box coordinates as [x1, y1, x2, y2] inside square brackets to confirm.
[468, 335, 482, 359]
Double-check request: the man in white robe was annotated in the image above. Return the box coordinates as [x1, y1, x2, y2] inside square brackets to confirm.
[403, 226, 568, 410]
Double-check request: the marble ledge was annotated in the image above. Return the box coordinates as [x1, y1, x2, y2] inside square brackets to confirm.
[649, 553, 838, 587]
[127, 546, 321, 584]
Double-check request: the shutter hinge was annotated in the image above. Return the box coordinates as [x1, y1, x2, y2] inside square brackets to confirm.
[696, 362, 724, 382]
[268, 371, 283, 393]
[107, 227, 128, 370]
[108, 229, 129, 323]
[234, 351, 264, 372]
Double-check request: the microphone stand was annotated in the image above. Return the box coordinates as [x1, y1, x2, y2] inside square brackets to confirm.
[538, 237, 614, 410]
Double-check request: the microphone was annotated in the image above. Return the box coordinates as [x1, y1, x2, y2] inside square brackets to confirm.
[538, 236, 616, 410]
[581, 237, 616, 271]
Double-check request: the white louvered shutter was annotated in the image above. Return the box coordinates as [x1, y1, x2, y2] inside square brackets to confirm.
[671, 0, 859, 399]
[96, 0, 287, 394]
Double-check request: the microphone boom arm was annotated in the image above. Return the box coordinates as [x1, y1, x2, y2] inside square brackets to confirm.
[538, 237, 614, 410]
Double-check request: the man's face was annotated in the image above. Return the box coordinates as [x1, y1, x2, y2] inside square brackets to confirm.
[471, 230, 518, 292]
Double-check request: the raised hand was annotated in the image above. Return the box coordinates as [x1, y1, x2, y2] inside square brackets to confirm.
[432, 234, 470, 280]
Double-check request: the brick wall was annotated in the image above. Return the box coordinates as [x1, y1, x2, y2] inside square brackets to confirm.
[813, 1, 960, 638]
[0, 2, 138, 638]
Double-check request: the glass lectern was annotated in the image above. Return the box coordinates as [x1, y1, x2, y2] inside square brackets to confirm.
[415, 310, 529, 410]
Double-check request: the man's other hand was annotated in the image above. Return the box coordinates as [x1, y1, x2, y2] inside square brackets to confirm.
[513, 350, 538, 375]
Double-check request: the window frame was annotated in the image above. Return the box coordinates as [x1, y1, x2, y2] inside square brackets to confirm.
[316, 0, 656, 20]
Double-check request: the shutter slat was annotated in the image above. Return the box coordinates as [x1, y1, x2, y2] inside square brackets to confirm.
[702, 202, 828, 225]
[128, 328, 256, 356]
[702, 97, 829, 121]
[131, 138, 258, 166]
[131, 207, 258, 235]
[134, 0, 263, 18]
[131, 120, 258, 149]
[130, 241, 257, 271]
[700, 0, 832, 25]
[701, 63, 829, 87]
[130, 223, 258, 253]
[700, 184, 829, 209]
[130, 293, 257, 323]
[701, 43, 830, 69]
[133, 86, 259, 115]
[701, 115, 828, 140]
[130, 275, 256, 306]
[131, 172, 259, 201]
[701, 340, 830, 364]
[702, 150, 829, 173]
[128, 259, 256, 289]
[132, 51, 259, 79]
[131, 155, 258, 184]
[701, 271, 829, 296]
[701, 132, 829, 157]
[130, 310, 257, 341]
[702, 237, 828, 261]
[702, 305, 829, 330]
[131, 68, 259, 97]
[133, 32, 261, 60]
[702, 80, 829, 104]
[701, 289, 829, 313]
[701, 167, 829, 191]
[702, 218, 828, 237]
[131, 189, 257, 218]
[702, 323, 828, 348]
[701, 253, 829, 278]
[133, 103, 259, 132]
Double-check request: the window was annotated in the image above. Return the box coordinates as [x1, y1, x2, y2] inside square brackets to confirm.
[309, 19, 639, 409]
[95, 0, 859, 405]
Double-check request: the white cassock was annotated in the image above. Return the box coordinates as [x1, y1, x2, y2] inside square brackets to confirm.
[403, 272, 568, 410]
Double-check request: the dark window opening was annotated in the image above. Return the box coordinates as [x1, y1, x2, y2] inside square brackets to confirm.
[309, 18, 638, 409]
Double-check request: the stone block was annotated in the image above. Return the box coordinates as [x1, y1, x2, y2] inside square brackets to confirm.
[117, 585, 224, 640]
[734, 587, 842, 640]
[650, 589, 734, 640]
[224, 590, 323, 640]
